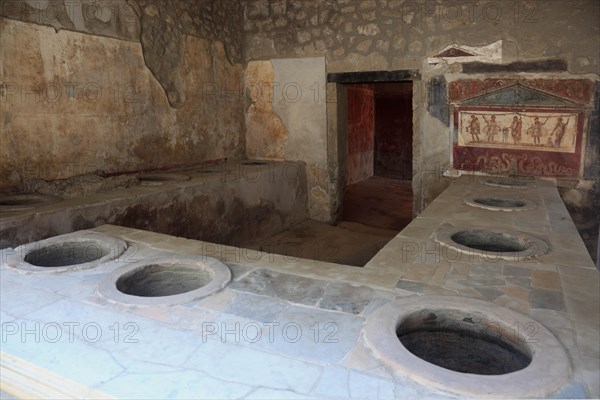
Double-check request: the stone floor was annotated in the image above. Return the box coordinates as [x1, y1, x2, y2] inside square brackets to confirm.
[239, 175, 411, 267]
[240, 220, 397, 267]
[238, 176, 412, 267]
[1, 175, 598, 399]
[342, 176, 413, 231]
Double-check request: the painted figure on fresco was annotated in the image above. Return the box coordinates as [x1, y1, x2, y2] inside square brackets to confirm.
[510, 116, 522, 144]
[466, 114, 481, 142]
[482, 115, 500, 142]
[551, 117, 569, 147]
[458, 110, 578, 153]
[528, 116, 549, 145]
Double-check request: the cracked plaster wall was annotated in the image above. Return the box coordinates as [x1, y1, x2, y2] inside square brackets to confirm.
[1, 0, 244, 108]
[134, 0, 244, 108]
[0, 16, 244, 191]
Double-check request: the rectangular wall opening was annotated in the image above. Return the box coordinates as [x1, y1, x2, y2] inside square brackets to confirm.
[342, 81, 414, 233]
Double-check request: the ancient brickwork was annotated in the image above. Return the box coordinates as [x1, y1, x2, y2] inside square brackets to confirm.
[243, 0, 398, 65]
[242, 0, 599, 75]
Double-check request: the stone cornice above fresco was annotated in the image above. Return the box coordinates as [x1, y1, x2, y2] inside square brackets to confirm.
[449, 79, 595, 105]
[455, 84, 584, 109]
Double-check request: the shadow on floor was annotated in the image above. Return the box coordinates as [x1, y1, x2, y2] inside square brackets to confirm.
[238, 176, 413, 267]
[343, 176, 412, 231]
[242, 220, 397, 267]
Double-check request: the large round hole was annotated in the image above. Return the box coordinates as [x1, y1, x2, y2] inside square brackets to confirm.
[23, 241, 111, 267]
[363, 296, 571, 398]
[464, 197, 536, 212]
[397, 310, 532, 375]
[116, 263, 213, 297]
[473, 198, 526, 208]
[482, 178, 531, 188]
[5, 233, 128, 273]
[99, 256, 231, 305]
[451, 230, 529, 253]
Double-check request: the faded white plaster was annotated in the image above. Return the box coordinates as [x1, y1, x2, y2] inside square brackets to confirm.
[427, 40, 503, 65]
[272, 57, 328, 165]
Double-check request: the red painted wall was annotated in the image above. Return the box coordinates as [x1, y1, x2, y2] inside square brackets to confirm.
[347, 84, 375, 184]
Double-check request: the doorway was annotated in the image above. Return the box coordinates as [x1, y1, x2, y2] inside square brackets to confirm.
[342, 81, 414, 232]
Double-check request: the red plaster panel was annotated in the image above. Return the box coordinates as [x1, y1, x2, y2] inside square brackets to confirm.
[348, 84, 375, 154]
[347, 84, 375, 184]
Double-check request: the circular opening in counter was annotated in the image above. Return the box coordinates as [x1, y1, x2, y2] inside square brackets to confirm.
[464, 197, 536, 212]
[434, 226, 549, 260]
[0, 194, 61, 212]
[24, 240, 111, 267]
[451, 230, 529, 253]
[397, 310, 531, 375]
[4, 232, 128, 273]
[475, 198, 525, 208]
[481, 177, 534, 188]
[363, 296, 571, 398]
[116, 263, 213, 297]
[139, 173, 190, 185]
[99, 256, 231, 306]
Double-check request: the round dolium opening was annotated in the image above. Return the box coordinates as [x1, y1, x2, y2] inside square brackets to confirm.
[485, 178, 528, 187]
[24, 241, 111, 267]
[473, 198, 526, 208]
[116, 263, 213, 297]
[397, 310, 532, 375]
[451, 230, 529, 253]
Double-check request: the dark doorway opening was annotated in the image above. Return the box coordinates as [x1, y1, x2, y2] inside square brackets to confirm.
[342, 82, 413, 232]
[374, 82, 413, 180]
